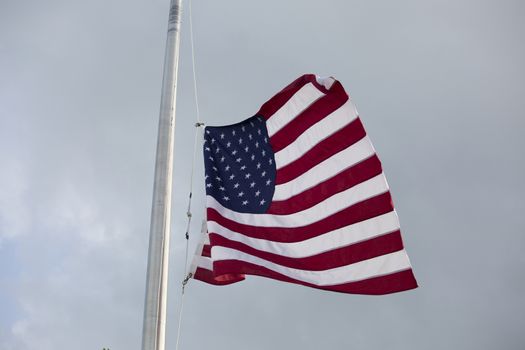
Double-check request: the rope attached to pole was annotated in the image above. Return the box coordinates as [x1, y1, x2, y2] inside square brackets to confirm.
[175, 1, 203, 349]
[189, 0, 201, 125]
[175, 124, 203, 350]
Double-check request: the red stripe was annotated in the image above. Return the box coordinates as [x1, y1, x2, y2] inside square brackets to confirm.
[269, 155, 383, 215]
[201, 244, 211, 258]
[207, 192, 394, 243]
[193, 267, 245, 286]
[275, 118, 367, 185]
[258, 74, 338, 120]
[269, 82, 348, 153]
[213, 260, 418, 295]
[209, 230, 404, 271]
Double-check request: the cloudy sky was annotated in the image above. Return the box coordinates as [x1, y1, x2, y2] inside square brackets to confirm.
[1, 0, 524, 349]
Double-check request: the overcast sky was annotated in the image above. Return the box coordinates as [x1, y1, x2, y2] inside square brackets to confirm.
[1, 0, 524, 349]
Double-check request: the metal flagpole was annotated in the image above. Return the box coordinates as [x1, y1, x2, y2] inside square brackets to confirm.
[141, 1, 183, 350]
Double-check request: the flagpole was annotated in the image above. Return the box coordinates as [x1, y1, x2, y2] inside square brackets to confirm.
[141, 1, 183, 350]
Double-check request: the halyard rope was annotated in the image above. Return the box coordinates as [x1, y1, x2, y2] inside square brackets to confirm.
[175, 0, 202, 349]
[189, 0, 201, 124]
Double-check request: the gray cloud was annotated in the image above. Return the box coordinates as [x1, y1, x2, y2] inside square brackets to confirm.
[1, 0, 524, 349]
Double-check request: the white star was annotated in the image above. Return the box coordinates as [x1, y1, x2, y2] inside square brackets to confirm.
[255, 190, 260, 197]
[225, 165, 231, 171]
[248, 134, 253, 140]
[256, 162, 261, 169]
[220, 156, 225, 162]
[250, 182, 255, 188]
[215, 176, 222, 182]
[238, 191, 244, 197]
[219, 186, 225, 191]
[232, 130, 236, 136]
[234, 183, 240, 189]
[240, 165, 246, 170]
[229, 174, 235, 180]
[205, 147, 211, 152]
[238, 138, 243, 144]
[257, 129, 261, 135]
[208, 156, 213, 161]
[250, 121, 255, 127]
[244, 146, 249, 152]
[261, 150, 266, 157]
[245, 173, 251, 179]
[223, 196, 229, 201]
[261, 171, 266, 177]
[220, 133, 225, 139]
[241, 126, 246, 132]
[211, 138, 216, 144]
[264, 137, 268, 143]
[226, 142, 231, 148]
[242, 200, 249, 205]
[251, 154, 255, 161]
[232, 149, 238, 155]
[255, 142, 259, 148]
[204, 174, 209, 179]
[215, 147, 220, 153]
[266, 179, 271, 186]
[260, 199, 266, 205]
[206, 183, 212, 188]
[269, 159, 273, 165]
[206, 130, 210, 134]
[212, 166, 218, 172]
[236, 157, 242, 163]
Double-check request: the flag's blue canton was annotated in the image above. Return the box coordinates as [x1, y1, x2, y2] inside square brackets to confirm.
[203, 115, 276, 214]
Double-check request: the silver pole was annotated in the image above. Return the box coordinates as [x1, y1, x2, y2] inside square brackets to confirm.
[141, 1, 183, 350]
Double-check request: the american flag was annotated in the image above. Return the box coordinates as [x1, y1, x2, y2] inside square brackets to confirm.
[190, 74, 417, 294]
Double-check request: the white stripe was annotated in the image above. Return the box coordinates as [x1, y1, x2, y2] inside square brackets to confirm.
[196, 256, 213, 270]
[195, 242, 205, 256]
[190, 244, 207, 274]
[208, 211, 400, 258]
[266, 83, 325, 137]
[190, 219, 211, 275]
[274, 99, 358, 169]
[273, 136, 376, 201]
[207, 173, 389, 227]
[315, 76, 336, 89]
[201, 219, 210, 244]
[211, 247, 412, 286]
[191, 255, 213, 275]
